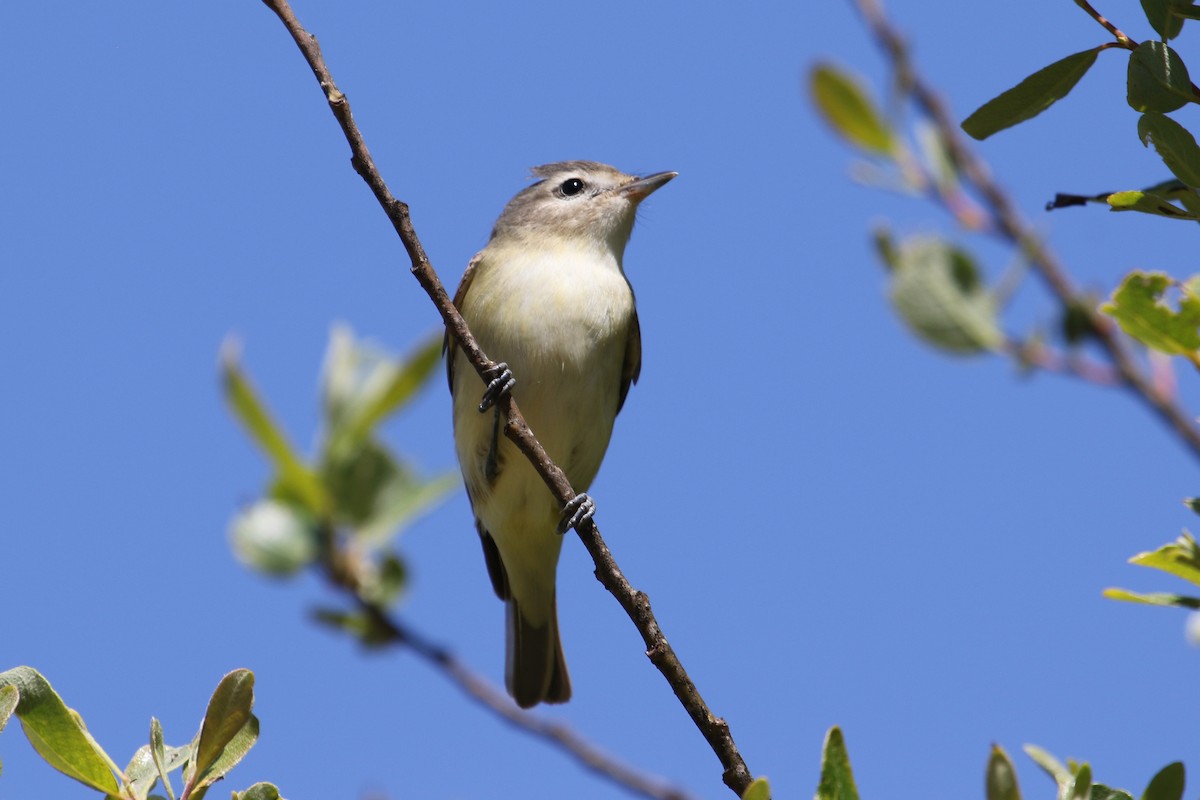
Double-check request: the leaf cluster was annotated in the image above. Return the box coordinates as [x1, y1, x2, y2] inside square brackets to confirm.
[0, 666, 279, 800]
[965, 4, 1200, 223]
[222, 325, 456, 627]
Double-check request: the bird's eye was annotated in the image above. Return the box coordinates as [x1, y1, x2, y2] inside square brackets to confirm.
[559, 178, 585, 197]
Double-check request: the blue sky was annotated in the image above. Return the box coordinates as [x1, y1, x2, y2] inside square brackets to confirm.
[4, 1, 1200, 798]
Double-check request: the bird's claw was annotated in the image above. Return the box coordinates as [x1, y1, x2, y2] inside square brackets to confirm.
[478, 362, 516, 412]
[557, 493, 596, 534]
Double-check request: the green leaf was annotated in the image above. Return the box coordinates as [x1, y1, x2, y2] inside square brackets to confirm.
[1024, 745, 1070, 787]
[741, 776, 771, 800]
[1128, 42, 1194, 113]
[323, 329, 443, 453]
[1138, 113, 1200, 187]
[0, 684, 16, 776]
[887, 237, 1003, 354]
[234, 783, 282, 800]
[1142, 762, 1185, 800]
[125, 738, 188, 800]
[809, 63, 897, 156]
[0, 667, 120, 794]
[1184, 497, 1200, 515]
[360, 552, 409, 607]
[355, 469, 459, 545]
[1142, 0, 1187, 38]
[310, 607, 395, 647]
[1102, 587, 1200, 608]
[1174, 4, 1200, 20]
[963, 49, 1101, 140]
[0, 684, 17, 733]
[1101, 270, 1200, 355]
[987, 745, 1022, 800]
[321, 440, 402, 527]
[1093, 786, 1135, 800]
[815, 726, 860, 800]
[1128, 532, 1200, 586]
[1070, 764, 1093, 800]
[220, 339, 327, 517]
[151, 717, 185, 800]
[1105, 190, 1200, 219]
[188, 670, 258, 792]
[229, 499, 318, 577]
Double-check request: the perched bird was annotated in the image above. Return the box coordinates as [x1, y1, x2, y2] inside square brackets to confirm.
[447, 161, 676, 707]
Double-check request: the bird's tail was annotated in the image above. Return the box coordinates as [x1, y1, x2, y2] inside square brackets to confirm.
[505, 594, 571, 708]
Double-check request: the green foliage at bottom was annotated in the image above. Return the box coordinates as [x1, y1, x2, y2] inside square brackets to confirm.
[0, 666, 282, 800]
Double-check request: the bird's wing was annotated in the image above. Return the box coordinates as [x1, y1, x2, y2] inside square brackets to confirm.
[617, 305, 642, 414]
[445, 251, 485, 391]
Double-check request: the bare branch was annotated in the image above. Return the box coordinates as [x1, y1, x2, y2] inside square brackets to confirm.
[257, 0, 756, 795]
[852, 0, 1200, 462]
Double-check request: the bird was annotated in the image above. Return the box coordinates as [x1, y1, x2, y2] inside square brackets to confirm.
[446, 161, 676, 707]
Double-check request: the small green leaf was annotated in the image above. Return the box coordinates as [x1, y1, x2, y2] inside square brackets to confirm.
[1106, 190, 1200, 219]
[1103, 587, 1200, 608]
[355, 469, 459, 545]
[1093, 786, 1135, 800]
[987, 745, 1022, 800]
[0, 684, 16, 776]
[235, 783, 282, 800]
[126, 740, 187, 800]
[809, 63, 897, 156]
[1138, 113, 1200, 187]
[1024, 745, 1070, 787]
[1142, 0, 1187, 38]
[360, 552, 409, 607]
[1128, 42, 1194, 113]
[323, 329, 443, 453]
[0, 684, 17, 732]
[1070, 763, 1093, 800]
[220, 339, 327, 517]
[887, 237, 1003, 354]
[1142, 762, 1185, 800]
[1128, 532, 1200, 586]
[151, 717, 183, 800]
[1184, 497, 1200, 515]
[963, 48, 1101, 140]
[815, 726, 860, 800]
[310, 607, 396, 647]
[1101, 270, 1200, 355]
[1174, 4, 1200, 19]
[229, 499, 318, 577]
[742, 776, 771, 800]
[0, 667, 120, 794]
[189, 670, 258, 792]
[321, 440, 402, 527]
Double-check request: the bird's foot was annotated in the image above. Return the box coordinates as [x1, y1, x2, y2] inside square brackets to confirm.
[478, 362, 515, 412]
[557, 493, 596, 534]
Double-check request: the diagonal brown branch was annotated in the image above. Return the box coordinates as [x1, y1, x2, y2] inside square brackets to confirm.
[257, 0, 756, 796]
[852, 0, 1200, 463]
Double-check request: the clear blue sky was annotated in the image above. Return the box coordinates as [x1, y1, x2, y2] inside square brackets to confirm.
[4, 1, 1198, 798]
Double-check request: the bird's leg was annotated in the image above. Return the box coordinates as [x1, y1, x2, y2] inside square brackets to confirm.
[485, 406, 501, 483]
[478, 361, 515, 412]
[557, 493, 596, 534]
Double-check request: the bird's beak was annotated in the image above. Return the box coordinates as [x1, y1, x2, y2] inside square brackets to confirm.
[620, 171, 678, 201]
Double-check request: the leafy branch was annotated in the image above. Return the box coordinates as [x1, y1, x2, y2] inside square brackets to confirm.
[0, 666, 278, 800]
[811, 0, 1200, 463]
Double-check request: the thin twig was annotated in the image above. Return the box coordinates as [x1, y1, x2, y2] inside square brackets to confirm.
[1073, 0, 1136, 47]
[852, 0, 1200, 463]
[315, 524, 696, 800]
[257, 0, 755, 795]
